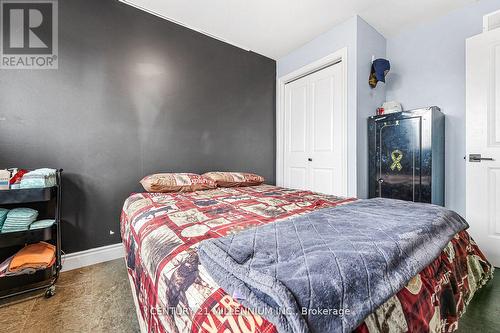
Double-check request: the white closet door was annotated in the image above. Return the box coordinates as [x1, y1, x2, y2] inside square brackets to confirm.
[284, 76, 309, 190]
[283, 62, 346, 195]
[308, 64, 344, 194]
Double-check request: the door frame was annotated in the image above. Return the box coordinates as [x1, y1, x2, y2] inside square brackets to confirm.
[276, 47, 349, 195]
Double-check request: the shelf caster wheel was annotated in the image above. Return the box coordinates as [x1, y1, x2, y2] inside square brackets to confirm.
[45, 286, 56, 298]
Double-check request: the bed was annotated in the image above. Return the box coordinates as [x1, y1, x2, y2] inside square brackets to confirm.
[120, 184, 493, 333]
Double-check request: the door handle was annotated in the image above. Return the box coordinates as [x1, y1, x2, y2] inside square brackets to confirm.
[469, 154, 494, 162]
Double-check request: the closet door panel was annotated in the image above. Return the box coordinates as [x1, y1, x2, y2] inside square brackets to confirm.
[290, 85, 307, 152]
[289, 167, 307, 190]
[284, 79, 309, 190]
[311, 76, 334, 152]
[308, 64, 341, 195]
[311, 168, 334, 194]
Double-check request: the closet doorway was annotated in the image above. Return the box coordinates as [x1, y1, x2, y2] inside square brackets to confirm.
[277, 50, 347, 196]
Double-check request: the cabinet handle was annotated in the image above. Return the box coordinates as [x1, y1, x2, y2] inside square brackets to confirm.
[308, 158, 312, 162]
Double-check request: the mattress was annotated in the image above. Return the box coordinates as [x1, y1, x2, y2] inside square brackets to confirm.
[120, 185, 493, 333]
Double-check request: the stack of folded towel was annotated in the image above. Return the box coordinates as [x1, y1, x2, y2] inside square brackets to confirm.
[0, 242, 56, 277]
[1, 208, 39, 233]
[0, 208, 8, 230]
[0, 208, 55, 233]
[20, 168, 57, 189]
[29, 219, 55, 230]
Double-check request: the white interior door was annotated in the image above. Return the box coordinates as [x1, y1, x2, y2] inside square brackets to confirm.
[283, 62, 346, 196]
[466, 29, 500, 267]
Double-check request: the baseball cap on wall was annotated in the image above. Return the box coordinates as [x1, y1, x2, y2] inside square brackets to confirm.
[369, 58, 390, 88]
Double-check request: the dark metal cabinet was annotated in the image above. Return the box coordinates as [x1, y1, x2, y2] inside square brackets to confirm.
[368, 107, 445, 205]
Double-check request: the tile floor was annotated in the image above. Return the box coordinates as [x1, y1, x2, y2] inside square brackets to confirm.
[0, 259, 139, 333]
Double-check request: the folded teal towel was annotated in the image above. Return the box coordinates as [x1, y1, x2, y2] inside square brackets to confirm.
[5, 208, 38, 218]
[0, 208, 8, 229]
[2, 208, 38, 233]
[29, 219, 55, 230]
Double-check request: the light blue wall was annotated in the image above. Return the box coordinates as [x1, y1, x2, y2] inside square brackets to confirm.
[277, 16, 357, 78]
[277, 2, 500, 209]
[356, 17, 386, 198]
[277, 16, 386, 198]
[385, 0, 500, 215]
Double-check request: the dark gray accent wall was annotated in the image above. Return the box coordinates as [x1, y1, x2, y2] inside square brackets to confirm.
[0, 0, 276, 253]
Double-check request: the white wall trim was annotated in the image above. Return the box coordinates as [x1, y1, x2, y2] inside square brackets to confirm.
[61, 243, 125, 272]
[276, 47, 352, 196]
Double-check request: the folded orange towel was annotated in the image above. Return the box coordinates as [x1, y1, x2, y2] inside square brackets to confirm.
[8, 242, 56, 272]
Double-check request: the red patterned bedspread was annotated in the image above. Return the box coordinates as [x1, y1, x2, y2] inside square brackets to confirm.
[120, 185, 493, 333]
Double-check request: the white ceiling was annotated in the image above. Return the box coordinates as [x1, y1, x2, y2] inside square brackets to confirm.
[120, 0, 476, 59]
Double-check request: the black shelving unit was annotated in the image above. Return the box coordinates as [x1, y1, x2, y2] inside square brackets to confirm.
[0, 169, 62, 299]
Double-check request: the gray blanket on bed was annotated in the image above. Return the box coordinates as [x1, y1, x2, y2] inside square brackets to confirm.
[198, 198, 469, 333]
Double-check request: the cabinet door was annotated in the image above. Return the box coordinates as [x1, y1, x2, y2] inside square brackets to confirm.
[376, 116, 422, 201]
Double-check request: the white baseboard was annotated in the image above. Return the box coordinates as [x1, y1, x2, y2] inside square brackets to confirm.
[61, 243, 125, 272]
